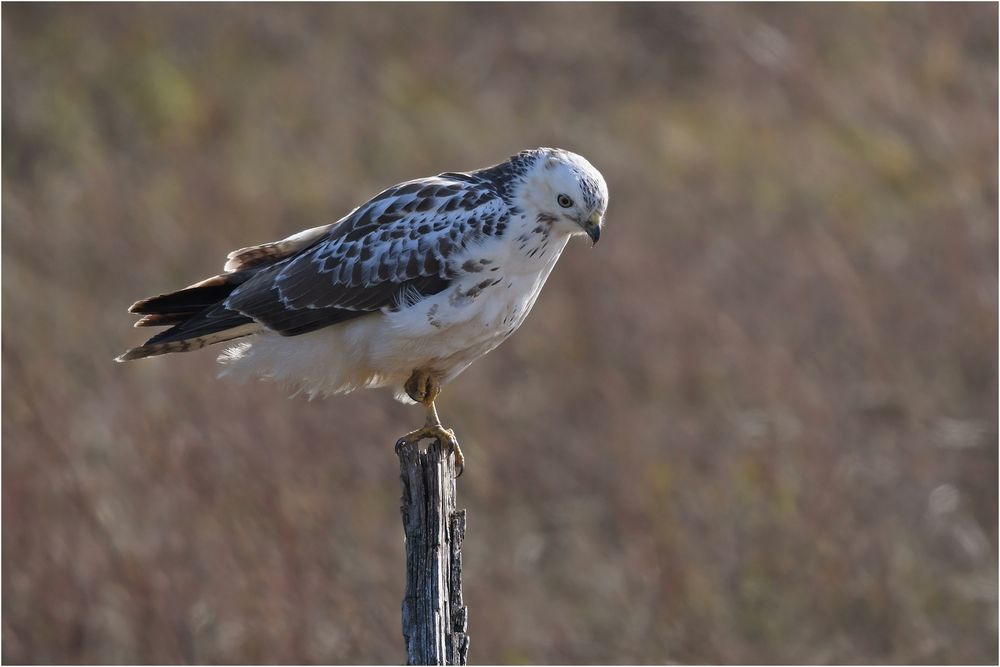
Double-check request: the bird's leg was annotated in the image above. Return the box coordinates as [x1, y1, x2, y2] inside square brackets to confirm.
[396, 369, 465, 476]
[421, 398, 465, 476]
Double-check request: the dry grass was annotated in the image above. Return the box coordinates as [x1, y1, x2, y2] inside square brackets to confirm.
[2, 4, 997, 663]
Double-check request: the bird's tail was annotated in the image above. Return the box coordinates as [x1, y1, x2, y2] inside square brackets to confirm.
[116, 273, 260, 361]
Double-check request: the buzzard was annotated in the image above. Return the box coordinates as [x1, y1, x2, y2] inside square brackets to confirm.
[118, 148, 609, 472]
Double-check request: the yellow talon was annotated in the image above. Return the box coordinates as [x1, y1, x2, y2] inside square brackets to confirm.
[396, 424, 465, 477]
[400, 368, 465, 477]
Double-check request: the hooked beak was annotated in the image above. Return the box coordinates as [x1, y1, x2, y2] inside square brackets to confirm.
[582, 211, 603, 245]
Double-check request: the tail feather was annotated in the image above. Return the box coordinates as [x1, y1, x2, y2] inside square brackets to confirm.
[118, 230, 322, 362]
[129, 273, 252, 315]
[224, 222, 334, 272]
[116, 323, 260, 361]
[118, 273, 259, 361]
[141, 305, 253, 346]
[134, 313, 193, 328]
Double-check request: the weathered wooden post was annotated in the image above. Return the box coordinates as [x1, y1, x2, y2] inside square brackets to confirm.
[396, 437, 469, 665]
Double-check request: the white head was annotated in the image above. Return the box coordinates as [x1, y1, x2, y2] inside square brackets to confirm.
[508, 148, 609, 244]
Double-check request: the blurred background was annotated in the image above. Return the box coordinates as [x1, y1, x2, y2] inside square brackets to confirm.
[3, 3, 997, 664]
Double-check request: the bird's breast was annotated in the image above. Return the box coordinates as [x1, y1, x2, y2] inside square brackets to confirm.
[372, 231, 568, 378]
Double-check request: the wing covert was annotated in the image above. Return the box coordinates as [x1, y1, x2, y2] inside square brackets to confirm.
[224, 175, 508, 336]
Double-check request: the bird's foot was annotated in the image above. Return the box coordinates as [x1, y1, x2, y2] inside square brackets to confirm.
[395, 424, 465, 477]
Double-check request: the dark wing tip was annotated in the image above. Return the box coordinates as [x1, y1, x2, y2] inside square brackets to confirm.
[127, 298, 151, 314]
[133, 313, 189, 328]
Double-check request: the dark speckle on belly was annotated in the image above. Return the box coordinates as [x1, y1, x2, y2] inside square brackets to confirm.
[427, 303, 443, 328]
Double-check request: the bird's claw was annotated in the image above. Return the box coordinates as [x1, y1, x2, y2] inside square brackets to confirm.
[396, 425, 465, 477]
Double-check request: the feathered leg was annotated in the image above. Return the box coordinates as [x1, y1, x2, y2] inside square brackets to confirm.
[396, 369, 465, 476]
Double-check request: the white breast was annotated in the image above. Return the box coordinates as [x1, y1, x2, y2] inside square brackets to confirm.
[369, 230, 570, 385]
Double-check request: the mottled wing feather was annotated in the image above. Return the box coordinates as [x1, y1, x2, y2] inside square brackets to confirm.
[224, 175, 508, 336]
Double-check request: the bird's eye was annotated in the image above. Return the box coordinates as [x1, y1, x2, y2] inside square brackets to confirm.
[557, 194, 574, 208]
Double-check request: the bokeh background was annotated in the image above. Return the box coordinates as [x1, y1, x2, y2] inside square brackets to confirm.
[3, 3, 997, 664]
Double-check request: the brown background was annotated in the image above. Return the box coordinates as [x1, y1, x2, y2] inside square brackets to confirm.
[3, 3, 997, 663]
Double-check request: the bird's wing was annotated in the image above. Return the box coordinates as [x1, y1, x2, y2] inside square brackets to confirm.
[224, 174, 509, 336]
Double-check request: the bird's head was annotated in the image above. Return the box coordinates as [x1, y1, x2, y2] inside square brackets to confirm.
[516, 148, 608, 244]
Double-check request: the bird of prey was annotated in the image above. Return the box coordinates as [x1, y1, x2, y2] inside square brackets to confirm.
[118, 147, 608, 473]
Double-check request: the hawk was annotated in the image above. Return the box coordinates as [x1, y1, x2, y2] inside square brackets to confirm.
[118, 148, 609, 473]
